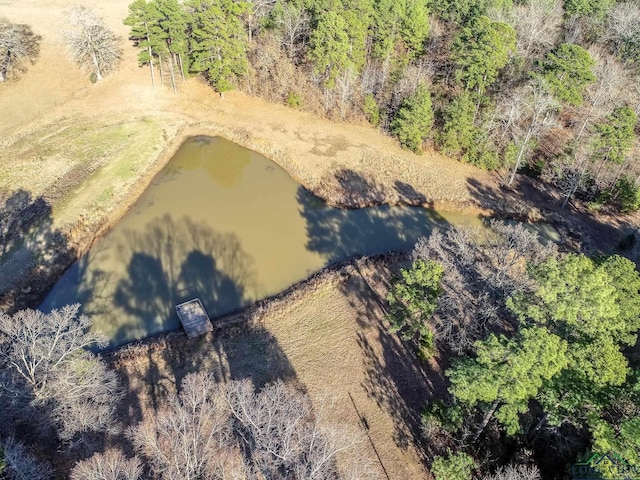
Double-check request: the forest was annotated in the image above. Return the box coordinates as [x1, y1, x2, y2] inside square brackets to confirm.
[120, 0, 640, 212]
[388, 222, 640, 479]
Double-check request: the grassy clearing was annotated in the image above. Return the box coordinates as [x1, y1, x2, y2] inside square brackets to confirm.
[112, 258, 436, 480]
[1, 116, 166, 231]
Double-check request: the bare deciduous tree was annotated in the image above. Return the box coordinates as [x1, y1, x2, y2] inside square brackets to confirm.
[244, 0, 276, 44]
[604, 2, 640, 60]
[494, 80, 558, 186]
[511, 0, 563, 60]
[0, 436, 53, 480]
[0, 18, 41, 82]
[70, 449, 143, 480]
[0, 305, 123, 441]
[413, 222, 557, 353]
[574, 48, 632, 143]
[129, 371, 244, 480]
[65, 6, 120, 81]
[276, 3, 310, 60]
[553, 48, 635, 208]
[131, 373, 375, 480]
[484, 463, 541, 480]
[226, 380, 370, 479]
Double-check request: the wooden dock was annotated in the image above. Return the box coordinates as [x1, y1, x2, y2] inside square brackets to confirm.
[176, 298, 213, 338]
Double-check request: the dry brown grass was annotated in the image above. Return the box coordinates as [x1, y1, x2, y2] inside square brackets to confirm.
[110, 256, 443, 480]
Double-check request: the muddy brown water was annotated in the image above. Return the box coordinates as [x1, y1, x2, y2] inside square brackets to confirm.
[40, 137, 555, 347]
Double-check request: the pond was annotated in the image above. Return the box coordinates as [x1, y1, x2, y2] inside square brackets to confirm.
[41, 136, 490, 347]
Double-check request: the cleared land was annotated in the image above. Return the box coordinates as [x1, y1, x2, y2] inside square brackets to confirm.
[110, 256, 441, 479]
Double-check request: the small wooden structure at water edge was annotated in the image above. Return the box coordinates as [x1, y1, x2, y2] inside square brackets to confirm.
[176, 298, 213, 338]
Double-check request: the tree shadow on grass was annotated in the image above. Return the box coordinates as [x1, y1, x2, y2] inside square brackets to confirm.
[297, 169, 454, 464]
[340, 264, 448, 466]
[0, 189, 74, 312]
[465, 176, 634, 255]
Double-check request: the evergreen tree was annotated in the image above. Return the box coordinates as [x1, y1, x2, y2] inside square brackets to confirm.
[387, 259, 443, 358]
[371, 0, 403, 59]
[432, 0, 490, 25]
[507, 254, 639, 426]
[391, 83, 434, 153]
[564, 0, 615, 17]
[371, 0, 429, 60]
[400, 0, 430, 56]
[186, 0, 250, 93]
[448, 326, 568, 435]
[308, 10, 351, 88]
[155, 0, 189, 84]
[451, 16, 516, 97]
[342, 0, 374, 72]
[124, 0, 163, 88]
[540, 43, 595, 106]
[439, 91, 479, 158]
[431, 450, 475, 480]
[591, 106, 637, 187]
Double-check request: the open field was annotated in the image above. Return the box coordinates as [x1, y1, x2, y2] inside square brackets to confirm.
[110, 255, 442, 480]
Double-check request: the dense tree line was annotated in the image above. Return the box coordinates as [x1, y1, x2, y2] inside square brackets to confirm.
[123, 0, 639, 213]
[388, 226, 640, 478]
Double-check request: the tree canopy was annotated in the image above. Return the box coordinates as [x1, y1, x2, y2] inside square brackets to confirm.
[391, 83, 434, 153]
[540, 43, 595, 106]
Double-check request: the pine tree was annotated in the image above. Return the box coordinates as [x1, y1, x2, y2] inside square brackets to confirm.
[452, 16, 516, 97]
[308, 11, 351, 88]
[447, 327, 567, 436]
[439, 91, 479, 158]
[591, 106, 637, 188]
[386, 259, 443, 358]
[540, 43, 595, 106]
[186, 0, 249, 93]
[391, 83, 434, 153]
[124, 0, 163, 88]
[155, 0, 189, 89]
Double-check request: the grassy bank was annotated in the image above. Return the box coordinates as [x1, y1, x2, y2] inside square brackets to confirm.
[108, 252, 435, 480]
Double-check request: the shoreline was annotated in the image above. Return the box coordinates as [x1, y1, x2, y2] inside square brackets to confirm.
[0, 119, 493, 315]
[105, 249, 406, 359]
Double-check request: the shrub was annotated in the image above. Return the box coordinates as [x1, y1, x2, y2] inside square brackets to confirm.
[285, 91, 302, 109]
[432, 450, 475, 480]
[612, 176, 640, 213]
[363, 93, 381, 127]
[422, 400, 465, 433]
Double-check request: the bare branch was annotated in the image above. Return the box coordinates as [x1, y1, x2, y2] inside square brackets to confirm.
[64, 6, 120, 81]
[70, 449, 143, 480]
[0, 18, 41, 82]
[0, 436, 53, 480]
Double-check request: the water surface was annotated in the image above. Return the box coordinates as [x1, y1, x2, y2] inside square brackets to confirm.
[42, 137, 483, 347]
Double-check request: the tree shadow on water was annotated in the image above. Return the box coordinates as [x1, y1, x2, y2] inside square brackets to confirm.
[298, 171, 451, 263]
[106, 214, 296, 413]
[110, 214, 258, 346]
